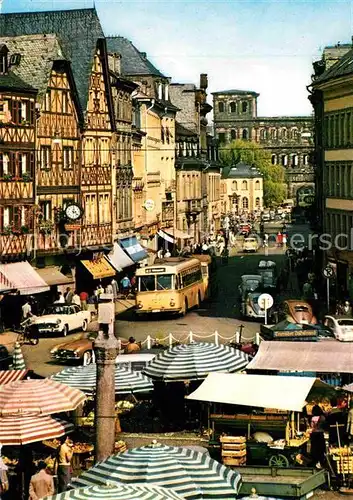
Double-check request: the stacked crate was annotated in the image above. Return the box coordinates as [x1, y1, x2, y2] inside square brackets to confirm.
[220, 435, 247, 466]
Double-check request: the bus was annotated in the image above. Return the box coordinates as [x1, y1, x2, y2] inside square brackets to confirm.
[135, 257, 205, 316]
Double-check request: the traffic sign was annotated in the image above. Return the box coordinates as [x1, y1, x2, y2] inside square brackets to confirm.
[322, 265, 334, 279]
[258, 293, 274, 310]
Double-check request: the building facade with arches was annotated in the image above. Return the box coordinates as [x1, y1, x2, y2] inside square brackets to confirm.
[212, 89, 315, 202]
[221, 161, 263, 214]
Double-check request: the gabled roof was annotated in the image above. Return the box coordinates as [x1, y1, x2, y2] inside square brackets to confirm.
[0, 8, 105, 111]
[212, 89, 259, 97]
[222, 161, 263, 179]
[314, 46, 353, 85]
[0, 35, 63, 97]
[106, 37, 166, 78]
[0, 70, 36, 93]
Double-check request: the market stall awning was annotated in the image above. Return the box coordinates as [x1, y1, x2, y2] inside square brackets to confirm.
[107, 242, 134, 272]
[35, 267, 72, 286]
[187, 373, 327, 412]
[158, 229, 175, 244]
[164, 228, 191, 240]
[0, 415, 74, 446]
[247, 341, 353, 374]
[0, 261, 49, 295]
[80, 257, 116, 280]
[120, 236, 148, 262]
[0, 369, 28, 385]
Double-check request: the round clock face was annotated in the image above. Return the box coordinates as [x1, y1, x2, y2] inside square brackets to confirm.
[65, 203, 82, 221]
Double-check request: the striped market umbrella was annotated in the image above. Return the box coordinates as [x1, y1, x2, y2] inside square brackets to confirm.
[143, 342, 249, 381]
[0, 379, 86, 416]
[12, 342, 26, 370]
[51, 364, 153, 395]
[46, 481, 184, 500]
[72, 442, 241, 499]
[0, 415, 74, 445]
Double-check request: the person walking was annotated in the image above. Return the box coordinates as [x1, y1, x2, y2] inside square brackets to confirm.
[28, 461, 54, 499]
[22, 300, 32, 321]
[0, 455, 8, 499]
[72, 291, 80, 307]
[57, 437, 73, 492]
[309, 405, 326, 469]
[120, 275, 131, 297]
[54, 292, 65, 304]
[125, 337, 141, 354]
[79, 290, 88, 311]
[64, 287, 73, 305]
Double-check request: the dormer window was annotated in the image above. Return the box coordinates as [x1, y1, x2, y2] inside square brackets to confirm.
[0, 45, 9, 75]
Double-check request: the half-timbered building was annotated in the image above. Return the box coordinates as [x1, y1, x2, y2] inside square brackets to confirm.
[0, 42, 37, 261]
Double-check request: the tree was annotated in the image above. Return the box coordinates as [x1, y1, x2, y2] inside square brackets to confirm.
[220, 139, 286, 207]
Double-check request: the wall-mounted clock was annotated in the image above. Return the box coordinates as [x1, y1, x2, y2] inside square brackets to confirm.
[65, 203, 83, 221]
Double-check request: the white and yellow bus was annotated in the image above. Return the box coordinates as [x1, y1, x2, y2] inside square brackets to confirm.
[135, 257, 205, 316]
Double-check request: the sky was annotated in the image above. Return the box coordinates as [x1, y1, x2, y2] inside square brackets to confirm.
[3, 0, 353, 117]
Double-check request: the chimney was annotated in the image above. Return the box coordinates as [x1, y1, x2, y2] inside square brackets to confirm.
[108, 53, 121, 75]
[140, 52, 147, 59]
[200, 73, 208, 90]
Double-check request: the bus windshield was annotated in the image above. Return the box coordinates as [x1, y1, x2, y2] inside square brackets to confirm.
[157, 274, 173, 290]
[138, 274, 174, 291]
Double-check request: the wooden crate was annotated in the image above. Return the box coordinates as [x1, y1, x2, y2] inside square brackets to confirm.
[220, 435, 246, 444]
[222, 456, 246, 466]
[222, 449, 247, 458]
[222, 442, 246, 450]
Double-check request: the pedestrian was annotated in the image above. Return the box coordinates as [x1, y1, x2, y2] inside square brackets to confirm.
[165, 249, 171, 258]
[22, 299, 32, 320]
[105, 282, 113, 295]
[64, 287, 73, 305]
[309, 405, 326, 469]
[79, 290, 88, 311]
[282, 233, 287, 248]
[326, 397, 345, 445]
[276, 231, 283, 247]
[130, 275, 137, 293]
[263, 233, 268, 248]
[342, 300, 352, 316]
[72, 291, 80, 307]
[0, 455, 9, 499]
[120, 275, 131, 297]
[28, 461, 54, 499]
[57, 436, 73, 492]
[202, 241, 209, 254]
[54, 292, 65, 304]
[125, 336, 141, 354]
[111, 278, 119, 301]
[157, 248, 163, 259]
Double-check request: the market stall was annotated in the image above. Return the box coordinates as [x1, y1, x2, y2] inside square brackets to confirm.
[187, 372, 335, 468]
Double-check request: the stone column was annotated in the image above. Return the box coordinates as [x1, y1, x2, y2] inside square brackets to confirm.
[94, 331, 119, 463]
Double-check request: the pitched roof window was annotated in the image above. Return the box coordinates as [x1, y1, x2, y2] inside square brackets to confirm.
[0, 45, 9, 75]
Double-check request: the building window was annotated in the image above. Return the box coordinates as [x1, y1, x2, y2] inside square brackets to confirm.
[260, 129, 265, 140]
[242, 180, 248, 190]
[242, 101, 248, 113]
[242, 197, 249, 209]
[229, 102, 236, 113]
[232, 180, 238, 191]
[291, 154, 298, 167]
[303, 155, 309, 165]
[230, 129, 236, 140]
[255, 197, 260, 207]
[0, 153, 9, 177]
[218, 102, 224, 113]
[281, 155, 288, 166]
[271, 154, 277, 165]
[63, 147, 74, 170]
[62, 91, 69, 113]
[45, 91, 51, 112]
[282, 128, 287, 139]
[39, 201, 52, 221]
[40, 146, 51, 170]
[0, 46, 8, 75]
[218, 132, 225, 144]
[255, 180, 260, 190]
[242, 129, 248, 140]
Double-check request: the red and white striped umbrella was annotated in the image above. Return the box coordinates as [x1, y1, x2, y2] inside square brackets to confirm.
[0, 379, 86, 416]
[0, 415, 74, 445]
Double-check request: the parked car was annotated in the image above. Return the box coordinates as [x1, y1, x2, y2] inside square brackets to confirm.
[258, 260, 277, 290]
[31, 304, 92, 337]
[242, 291, 266, 320]
[272, 300, 317, 325]
[238, 223, 252, 236]
[261, 212, 270, 222]
[50, 335, 130, 366]
[323, 315, 353, 341]
[238, 275, 263, 303]
[242, 237, 259, 253]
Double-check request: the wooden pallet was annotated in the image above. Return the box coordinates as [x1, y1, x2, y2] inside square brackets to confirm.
[222, 456, 247, 466]
[222, 449, 247, 458]
[220, 435, 246, 444]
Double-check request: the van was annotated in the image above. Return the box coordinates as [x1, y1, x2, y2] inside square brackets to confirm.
[116, 353, 156, 371]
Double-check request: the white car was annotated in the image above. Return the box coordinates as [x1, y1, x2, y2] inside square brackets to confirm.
[324, 315, 353, 342]
[32, 304, 92, 337]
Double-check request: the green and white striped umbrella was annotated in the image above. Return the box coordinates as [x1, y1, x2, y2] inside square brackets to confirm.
[143, 342, 249, 381]
[51, 364, 153, 395]
[45, 481, 184, 499]
[12, 342, 26, 370]
[72, 442, 241, 499]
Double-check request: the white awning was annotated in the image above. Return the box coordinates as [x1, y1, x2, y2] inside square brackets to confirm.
[108, 243, 134, 272]
[187, 372, 326, 412]
[35, 267, 72, 286]
[158, 230, 175, 244]
[247, 341, 353, 374]
[0, 262, 49, 295]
